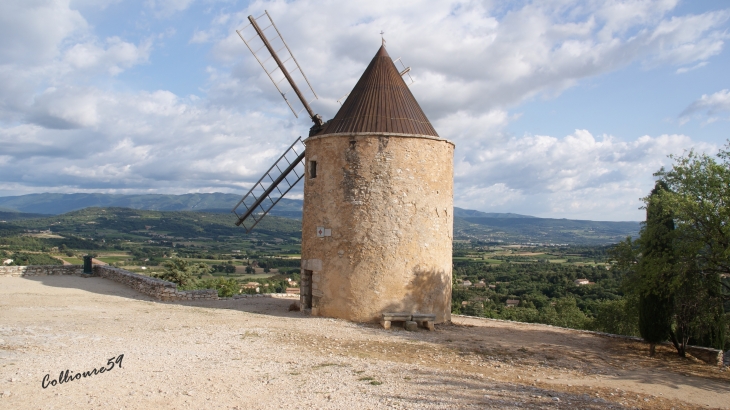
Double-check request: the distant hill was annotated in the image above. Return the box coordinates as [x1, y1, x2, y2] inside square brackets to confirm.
[0, 193, 641, 244]
[0, 193, 302, 218]
[455, 216, 640, 245]
[453, 208, 535, 219]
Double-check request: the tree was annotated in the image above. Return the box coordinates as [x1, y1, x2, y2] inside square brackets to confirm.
[654, 142, 729, 352]
[617, 143, 730, 355]
[638, 293, 672, 355]
[593, 297, 639, 336]
[655, 144, 730, 279]
[611, 173, 728, 355]
[156, 258, 208, 288]
[636, 182, 676, 356]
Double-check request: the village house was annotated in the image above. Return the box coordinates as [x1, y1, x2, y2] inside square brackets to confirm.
[505, 299, 520, 308]
[460, 280, 472, 287]
[574, 278, 594, 285]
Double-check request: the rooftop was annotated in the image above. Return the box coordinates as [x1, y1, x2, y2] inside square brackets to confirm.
[318, 45, 439, 137]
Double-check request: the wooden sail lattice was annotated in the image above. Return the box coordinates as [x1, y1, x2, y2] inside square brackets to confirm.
[231, 137, 306, 233]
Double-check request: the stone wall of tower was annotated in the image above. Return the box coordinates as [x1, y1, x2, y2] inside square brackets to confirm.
[301, 133, 454, 323]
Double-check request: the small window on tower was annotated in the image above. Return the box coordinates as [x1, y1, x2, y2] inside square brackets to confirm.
[309, 161, 317, 179]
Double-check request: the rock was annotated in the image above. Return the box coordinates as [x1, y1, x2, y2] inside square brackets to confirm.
[405, 321, 417, 331]
[552, 397, 560, 402]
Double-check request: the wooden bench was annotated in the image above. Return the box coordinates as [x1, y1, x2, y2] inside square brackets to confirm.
[411, 313, 436, 331]
[381, 312, 411, 330]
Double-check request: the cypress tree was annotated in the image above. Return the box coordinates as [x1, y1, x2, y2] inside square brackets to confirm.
[638, 292, 672, 355]
[637, 181, 675, 356]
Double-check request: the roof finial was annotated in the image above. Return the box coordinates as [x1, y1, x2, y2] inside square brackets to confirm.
[380, 30, 386, 47]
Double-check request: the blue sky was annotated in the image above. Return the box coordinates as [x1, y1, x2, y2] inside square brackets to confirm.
[1, 0, 729, 221]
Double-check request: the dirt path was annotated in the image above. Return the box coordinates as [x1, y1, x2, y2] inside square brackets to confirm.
[51, 256, 72, 265]
[0, 276, 727, 409]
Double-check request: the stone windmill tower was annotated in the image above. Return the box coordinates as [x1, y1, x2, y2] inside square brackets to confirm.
[300, 45, 454, 323]
[233, 12, 454, 323]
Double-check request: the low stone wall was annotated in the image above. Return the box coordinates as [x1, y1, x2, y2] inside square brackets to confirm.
[92, 265, 218, 301]
[0, 265, 83, 276]
[1, 265, 301, 303]
[0, 264, 217, 301]
[686, 346, 725, 367]
[228, 293, 300, 300]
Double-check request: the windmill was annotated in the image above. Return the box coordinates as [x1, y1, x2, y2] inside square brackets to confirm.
[232, 11, 454, 325]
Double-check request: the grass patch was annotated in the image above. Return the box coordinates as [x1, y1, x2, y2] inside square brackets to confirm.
[358, 376, 374, 381]
[369, 381, 382, 385]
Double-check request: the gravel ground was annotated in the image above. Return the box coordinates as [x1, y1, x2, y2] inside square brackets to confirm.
[0, 275, 728, 409]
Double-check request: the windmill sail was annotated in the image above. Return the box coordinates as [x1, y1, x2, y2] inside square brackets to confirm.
[232, 11, 325, 232]
[231, 137, 306, 232]
[236, 11, 323, 129]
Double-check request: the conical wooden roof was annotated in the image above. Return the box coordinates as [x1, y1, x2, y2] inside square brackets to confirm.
[319, 46, 439, 137]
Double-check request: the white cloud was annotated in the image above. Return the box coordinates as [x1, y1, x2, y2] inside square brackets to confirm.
[0, 87, 301, 193]
[676, 61, 708, 74]
[0, 0, 87, 65]
[679, 89, 730, 124]
[63, 37, 152, 75]
[453, 131, 714, 220]
[0, 2, 153, 124]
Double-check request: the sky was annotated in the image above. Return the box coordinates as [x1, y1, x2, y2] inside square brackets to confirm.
[1, 0, 729, 221]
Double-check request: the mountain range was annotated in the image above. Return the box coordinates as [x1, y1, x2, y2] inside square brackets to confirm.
[0, 193, 640, 244]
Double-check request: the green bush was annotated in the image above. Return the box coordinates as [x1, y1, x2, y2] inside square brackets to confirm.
[593, 297, 639, 336]
[197, 278, 239, 298]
